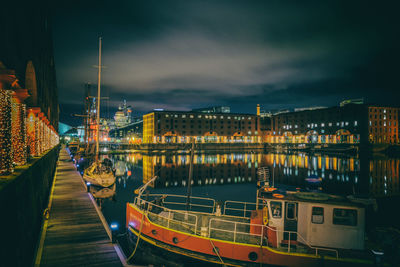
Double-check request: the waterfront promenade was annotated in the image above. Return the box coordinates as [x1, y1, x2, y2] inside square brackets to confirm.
[35, 148, 124, 267]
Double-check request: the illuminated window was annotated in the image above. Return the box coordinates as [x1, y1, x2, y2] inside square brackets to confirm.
[328, 123, 332, 127]
[220, 116, 224, 119]
[384, 109, 386, 113]
[384, 122, 386, 126]
[345, 122, 349, 126]
[166, 114, 169, 118]
[321, 123, 325, 127]
[174, 114, 178, 118]
[190, 115, 194, 118]
[198, 115, 202, 118]
[336, 122, 340, 126]
[354, 121, 358, 126]
[369, 121, 372, 126]
[384, 115, 386, 120]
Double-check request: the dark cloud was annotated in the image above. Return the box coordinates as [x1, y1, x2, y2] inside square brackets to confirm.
[52, 0, 400, 125]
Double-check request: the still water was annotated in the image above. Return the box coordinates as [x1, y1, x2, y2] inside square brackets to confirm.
[95, 151, 399, 234]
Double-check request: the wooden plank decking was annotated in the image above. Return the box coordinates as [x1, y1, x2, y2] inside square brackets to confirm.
[37, 148, 123, 267]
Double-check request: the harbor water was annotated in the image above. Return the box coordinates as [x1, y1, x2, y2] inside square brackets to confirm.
[91, 150, 400, 265]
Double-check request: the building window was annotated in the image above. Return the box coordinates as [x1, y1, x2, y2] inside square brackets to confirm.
[384, 109, 386, 113]
[333, 208, 357, 226]
[369, 121, 372, 126]
[329, 123, 332, 127]
[321, 123, 325, 127]
[345, 122, 349, 126]
[312, 207, 324, 224]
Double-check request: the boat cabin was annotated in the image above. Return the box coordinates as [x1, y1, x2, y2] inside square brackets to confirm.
[257, 191, 365, 250]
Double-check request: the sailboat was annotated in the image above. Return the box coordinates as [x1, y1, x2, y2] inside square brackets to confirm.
[83, 37, 116, 188]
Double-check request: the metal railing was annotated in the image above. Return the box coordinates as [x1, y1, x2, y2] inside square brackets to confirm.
[134, 197, 199, 235]
[223, 200, 258, 217]
[208, 216, 338, 258]
[145, 194, 216, 213]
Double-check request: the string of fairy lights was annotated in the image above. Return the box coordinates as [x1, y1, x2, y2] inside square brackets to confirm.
[0, 89, 13, 174]
[0, 87, 59, 175]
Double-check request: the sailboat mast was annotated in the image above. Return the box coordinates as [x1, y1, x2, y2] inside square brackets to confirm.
[96, 37, 102, 161]
[186, 138, 195, 211]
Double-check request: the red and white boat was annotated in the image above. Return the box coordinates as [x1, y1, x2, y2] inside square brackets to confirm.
[126, 176, 374, 266]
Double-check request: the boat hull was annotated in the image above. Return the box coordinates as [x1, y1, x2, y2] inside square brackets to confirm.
[83, 172, 115, 187]
[126, 204, 371, 267]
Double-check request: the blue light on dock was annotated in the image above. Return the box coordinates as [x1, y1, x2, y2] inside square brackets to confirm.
[86, 182, 91, 186]
[110, 222, 119, 230]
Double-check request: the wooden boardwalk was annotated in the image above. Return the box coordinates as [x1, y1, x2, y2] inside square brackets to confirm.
[37, 148, 123, 267]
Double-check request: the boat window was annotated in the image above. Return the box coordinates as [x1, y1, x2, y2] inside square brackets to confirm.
[311, 207, 324, 224]
[286, 203, 297, 220]
[270, 201, 282, 218]
[333, 208, 357, 226]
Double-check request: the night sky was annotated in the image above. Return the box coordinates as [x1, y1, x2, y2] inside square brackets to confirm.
[52, 0, 400, 126]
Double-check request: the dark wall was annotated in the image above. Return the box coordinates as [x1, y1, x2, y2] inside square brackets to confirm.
[0, 0, 58, 128]
[0, 146, 59, 267]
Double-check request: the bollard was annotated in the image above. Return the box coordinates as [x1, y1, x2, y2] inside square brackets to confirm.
[372, 250, 384, 267]
[110, 222, 119, 243]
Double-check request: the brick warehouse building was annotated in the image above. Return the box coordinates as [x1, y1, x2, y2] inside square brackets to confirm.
[269, 104, 399, 145]
[143, 111, 262, 144]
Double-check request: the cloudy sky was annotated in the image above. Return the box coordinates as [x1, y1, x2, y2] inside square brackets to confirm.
[52, 0, 399, 125]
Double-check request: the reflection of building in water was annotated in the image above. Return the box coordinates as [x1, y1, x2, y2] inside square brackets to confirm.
[142, 153, 261, 188]
[369, 158, 400, 197]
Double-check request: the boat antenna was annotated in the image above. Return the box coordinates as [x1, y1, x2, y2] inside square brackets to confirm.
[96, 36, 102, 161]
[186, 138, 195, 211]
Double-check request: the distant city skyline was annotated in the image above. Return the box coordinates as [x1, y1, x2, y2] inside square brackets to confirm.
[53, 0, 400, 126]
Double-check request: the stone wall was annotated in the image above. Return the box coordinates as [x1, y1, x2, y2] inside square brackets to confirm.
[0, 145, 59, 267]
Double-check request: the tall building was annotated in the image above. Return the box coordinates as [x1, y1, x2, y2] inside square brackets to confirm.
[143, 111, 261, 144]
[368, 106, 399, 144]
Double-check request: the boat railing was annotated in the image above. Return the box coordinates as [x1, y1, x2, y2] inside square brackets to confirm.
[144, 193, 216, 213]
[134, 197, 199, 235]
[223, 200, 258, 217]
[208, 217, 339, 259]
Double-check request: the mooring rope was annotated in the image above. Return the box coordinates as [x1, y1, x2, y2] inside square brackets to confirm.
[127, 208, 146, 262]
[209, 239, 225, 265]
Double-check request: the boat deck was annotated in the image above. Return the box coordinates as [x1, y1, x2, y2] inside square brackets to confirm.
[35, 148, 123, 267]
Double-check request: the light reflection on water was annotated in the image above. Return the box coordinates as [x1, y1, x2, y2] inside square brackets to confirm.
[97, 151, 399, 231]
